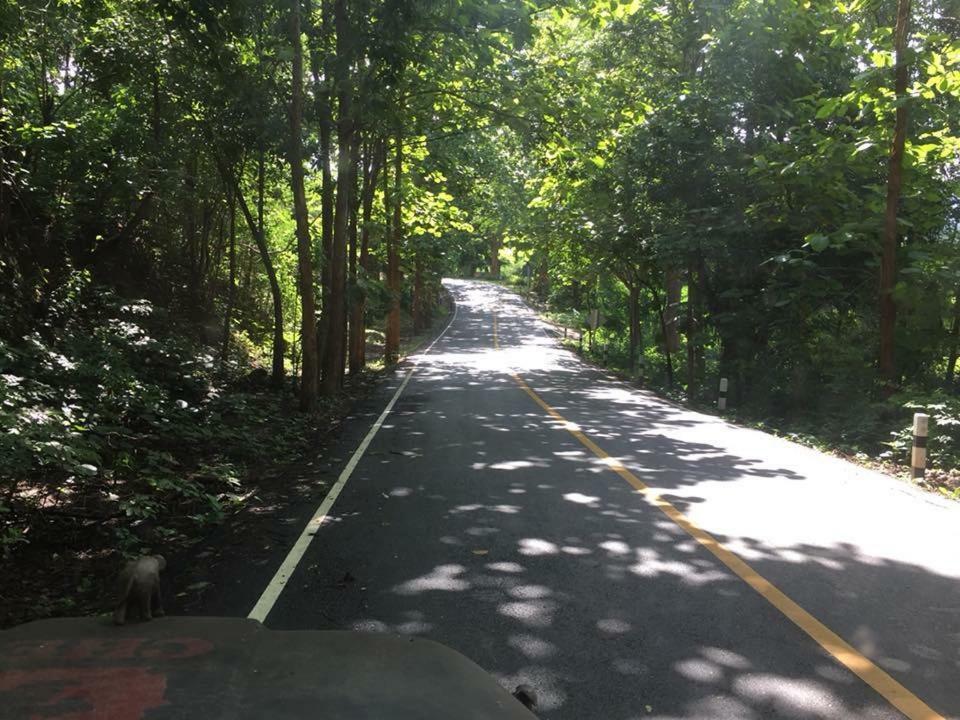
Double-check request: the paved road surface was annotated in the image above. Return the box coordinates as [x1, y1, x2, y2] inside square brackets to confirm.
[262, 280, 960, 719]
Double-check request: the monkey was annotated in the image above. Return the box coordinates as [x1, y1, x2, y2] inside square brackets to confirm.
[113, 555, 166, 626]
[512, 684, 537, 712]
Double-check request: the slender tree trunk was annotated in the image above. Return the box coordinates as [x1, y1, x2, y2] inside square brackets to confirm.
[653, 286, 674, 388]
[412, 256, 425, 332]
[183, 154, 200, 307]
[385, 131, 403, 363]
[628, 280, 640, 377]
[347, 133, 365, 375]
[356, 140, 383, 369]
[686, 258, 698, 398]
[0, 74, 9, 246]
[198, 200, 214, 306]
[288, 0, 319, 411]
[310, 0, 335, 392]
[321, 0, 353, 395]
[664, 268, 681, 354]
[257, 147, 284, 388]
[535, 253, 549, 299]
[220, 186, 237, 364]
[879, 0, 912, 393]
[946, 292, 960, 387]
[490, 236, 501, 278]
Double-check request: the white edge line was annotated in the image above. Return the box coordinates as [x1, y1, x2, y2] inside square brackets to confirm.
[247, 296, 460, 623]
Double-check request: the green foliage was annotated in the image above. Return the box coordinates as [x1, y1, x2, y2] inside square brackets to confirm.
[0, 273, 310, 552]
[891, 389, 960, 471]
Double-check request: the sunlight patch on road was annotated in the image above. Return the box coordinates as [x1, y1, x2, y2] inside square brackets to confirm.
[508, 584, 552, 600]
[735, 673, 854, 719]
[508, 633, 557, 660]
[518, 538, 559, 556]
[700, 646, 752, 670]
[489, 459, 546, 470]
[448, 503, 522, 515]
[498, 599, 558, 628]
[392, 564, 470, 595]
[599, 540, 631, 555]
[674, 658, 724, 684]
[562, 492, 599, 504]
[629, 548, 730, 587]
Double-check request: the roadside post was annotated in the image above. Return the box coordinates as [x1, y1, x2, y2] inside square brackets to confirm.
[718, 377, 728, 411]
[911, 412, 929, 482]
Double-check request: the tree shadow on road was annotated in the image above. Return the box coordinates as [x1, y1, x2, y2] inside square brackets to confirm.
[263, 282, 957, 720]
[275, 450, 959, 719]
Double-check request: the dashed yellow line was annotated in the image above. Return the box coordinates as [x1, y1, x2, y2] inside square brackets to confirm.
[492, 308, 943, 720]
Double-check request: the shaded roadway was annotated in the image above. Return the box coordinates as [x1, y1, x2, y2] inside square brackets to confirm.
[262, 280, 960, 720]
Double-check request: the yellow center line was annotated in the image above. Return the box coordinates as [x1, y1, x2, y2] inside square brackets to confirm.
[492, 308, 943, 720]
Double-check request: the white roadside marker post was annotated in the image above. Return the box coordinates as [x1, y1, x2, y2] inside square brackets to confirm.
[911, 412, 929, 482]
[718, 377, 728, 411]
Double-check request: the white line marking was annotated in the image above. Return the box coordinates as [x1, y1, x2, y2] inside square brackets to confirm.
[248, 299, 460, 623]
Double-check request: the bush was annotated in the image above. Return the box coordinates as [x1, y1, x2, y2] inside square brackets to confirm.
[0, 273, 296, 554]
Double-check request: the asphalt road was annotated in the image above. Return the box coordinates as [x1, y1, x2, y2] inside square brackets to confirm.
[262, 279, 960, 720]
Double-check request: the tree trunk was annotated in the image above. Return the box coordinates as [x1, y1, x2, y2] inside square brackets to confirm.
[288, 0, 319, 411]
[183, 154, 200, 308]
[385, 131, 402, 363]
[946, 292, 960, 387]
[628, 280, 640, 377]
[321, 0, 352, 395]
[347, 131, 363, 376]
[664, 268, 681, 354]
[490, 236, 501, 278]
[686, 258, 698, 398]
[356, 139, 383, 369]
[655, 290, 674, 388]
[311, 0, 335, 392]
[220, 186, 236, 364]
[257, 147, 284, 388]
[879, 0, 912, 393]
[412, 256, 425, 333]
[0, 73, 9, 248]
[535, 253, 549, 299]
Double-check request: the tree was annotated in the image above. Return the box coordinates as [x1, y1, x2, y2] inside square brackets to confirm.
[288, 0, 319, 410]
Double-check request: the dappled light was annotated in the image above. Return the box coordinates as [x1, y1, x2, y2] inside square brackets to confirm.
[262, 280, 960, 719]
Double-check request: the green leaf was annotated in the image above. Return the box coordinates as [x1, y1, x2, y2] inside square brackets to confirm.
[805, 233, 830, 252]
[815, 99, 838, 119]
